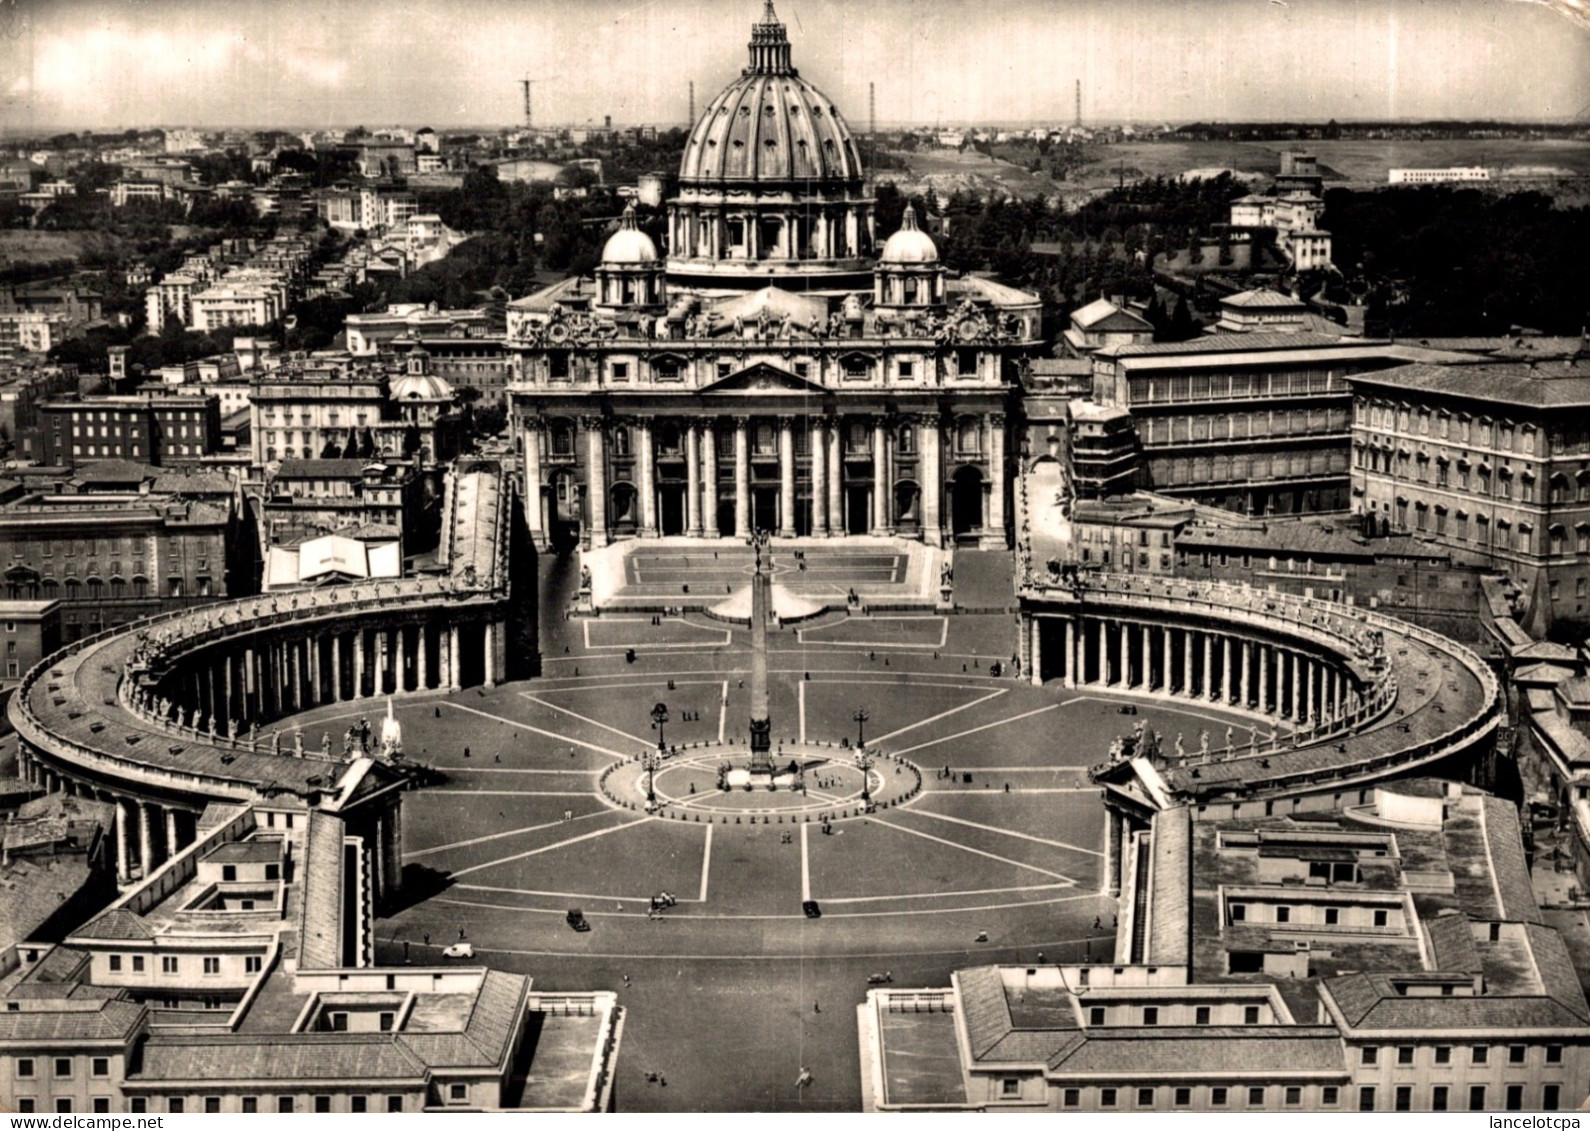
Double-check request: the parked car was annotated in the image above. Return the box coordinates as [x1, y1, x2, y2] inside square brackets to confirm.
[441, 942, 474, 958]
[566, 908, 591, 932]
[802, 900, 822, 919]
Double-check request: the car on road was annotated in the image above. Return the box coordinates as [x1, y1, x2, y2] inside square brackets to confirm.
[441, 942, 474, 958]
[566, 908, 591, 932]
[802, 900, 822, 919]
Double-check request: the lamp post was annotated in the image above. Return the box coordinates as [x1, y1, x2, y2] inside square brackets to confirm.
[853, 706, 869, 750]
[855, 747, 874, 805]
[651, 702, 669, 752]
[641, 749, 661, 809]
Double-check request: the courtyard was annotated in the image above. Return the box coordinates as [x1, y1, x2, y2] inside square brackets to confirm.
[274, 547, 1266, 1110]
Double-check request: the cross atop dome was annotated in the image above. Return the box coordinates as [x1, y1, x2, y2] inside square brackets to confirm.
[747, 0, 794, 75]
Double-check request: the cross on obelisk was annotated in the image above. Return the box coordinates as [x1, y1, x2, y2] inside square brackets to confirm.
[747, 531, 773, 770]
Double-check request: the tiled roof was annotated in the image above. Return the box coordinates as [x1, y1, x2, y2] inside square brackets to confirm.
[1349, 360, 1590, 409]
[1147, 807, 1192, 967]
[1522, 923, 1590, 1022]
[71, 907, 155, 942]
[133, 1035, 428, 1083]
[0, 999, 145, 1043]
[1221, 289, 1307, 309]
[1424, 913, 1481, 973]
[1480, 798, 1541, 924]
[399, 970, 526, 1068]
[1108, 331, 1356, 357]
[1048, 1027, 1347, 1076]
[275, 459, 380, 478]
[295, 811, 344, 971]
[957, 966, 1016, 1060]
[1325, 971, 1586, 1031]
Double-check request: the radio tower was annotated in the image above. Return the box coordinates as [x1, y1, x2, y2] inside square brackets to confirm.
[869, 82, 876, 138]
[519, 77, 534, 130]
[689, 81, 695, 127]
[1074, 79, 1081, 128]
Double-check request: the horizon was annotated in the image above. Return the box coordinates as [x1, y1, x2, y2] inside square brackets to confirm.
[2, 0, 1588, 134]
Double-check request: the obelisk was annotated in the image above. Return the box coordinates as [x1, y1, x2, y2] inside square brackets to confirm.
[748, 533, 773, 769]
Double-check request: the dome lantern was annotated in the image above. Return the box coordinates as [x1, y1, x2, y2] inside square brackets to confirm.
[747, 0, 794, 76]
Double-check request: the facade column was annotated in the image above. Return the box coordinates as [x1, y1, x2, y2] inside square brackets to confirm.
[733, 416, 751, 539]
[871, 420, 888, 534]
[447, 626, 461, 690]
[483, 623, 497, 688]
[139, 803, 155, 875]
[289, 641, 302, 712]
[827, 419, 844, 536]
[244, 646, 257, 720]
[778, 416, 797, 537]
[637, 417, 658, 536]
[583, 415, 608, 549]
[701, 422, 719, 537]
[919, 413, 942, 547]
[331, 634, 343, 702]
[395, 627, 407, 693]
[523, 421, 545, 548]
[115, 799, 131, 884]
[685, 418, 703, 537]
[417, 625, 429, 691]
[987, 413, 1006, 543]
[810, 417, 829, 537]
[1064, 619, 1078, 689]
[307, 640, 321, 706]
[1284, 649, 1297, 722]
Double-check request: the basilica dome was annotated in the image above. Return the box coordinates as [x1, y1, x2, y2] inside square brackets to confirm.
[389, 372, 454, 401]
[678, 1, 863, 187]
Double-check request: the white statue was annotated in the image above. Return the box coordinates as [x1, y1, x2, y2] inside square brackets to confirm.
[379, 697, 404, 762]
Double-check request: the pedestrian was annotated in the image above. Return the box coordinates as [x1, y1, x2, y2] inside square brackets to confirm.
[623, 973, 631, 985]
[494, 754, 501, 763]
[434, 707, 441, 717]
[1037, 950, 1045, 963]
[423, 933, 430, 946]
[1093, 916, 1102, 930]
[464, 746, 470, 758]
[403, 940, 410, 961]
[458, 927, 466, 941]
[814, 1000, 820, 1013]
[1004, 782, 1010, 792]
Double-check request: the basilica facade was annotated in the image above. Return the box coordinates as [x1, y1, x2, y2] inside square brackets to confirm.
[505, 1, 1042, 551]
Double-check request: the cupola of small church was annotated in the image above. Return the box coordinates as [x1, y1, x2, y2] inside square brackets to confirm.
[874, 204, 945, 309]
[595, 202, 665, 311]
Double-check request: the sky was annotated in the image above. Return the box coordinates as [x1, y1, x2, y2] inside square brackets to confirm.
[1, 0, 1588, 132]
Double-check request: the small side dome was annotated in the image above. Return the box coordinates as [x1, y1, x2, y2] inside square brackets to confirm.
[601, 202, 659, 265]
[390, 372, 455, 401]
[879, 204, 938, 265]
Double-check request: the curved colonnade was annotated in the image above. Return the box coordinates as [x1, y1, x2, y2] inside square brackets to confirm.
[9, 469, 513, 895]
[1017, 571, 1502, 895]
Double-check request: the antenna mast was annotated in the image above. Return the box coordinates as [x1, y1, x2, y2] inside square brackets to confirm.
[1075, 79, 1081, 128]
[519, 77, 534, 130]
[689, 80, 695, 126]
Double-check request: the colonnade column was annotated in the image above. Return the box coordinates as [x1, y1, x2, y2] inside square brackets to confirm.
[447, 626, 461, 690]
[584, 416, 608, 549]
[1161, 629, 1173, 695]
[733, 417, 751, 539]
[1221, 637, 1233, 703]
[778, 416, 797, 538]
[1303, 659, 1314, 724]
[811, 418, 829, 537]
[1183, 630, 1193, 696]
[1065, 619, 1078, 689]
[244, 646, 257, 721]
[139, 802, 155, 875]
[685, 419, 703, 537]
[523, 421, 545, 548]
[919, 414, 942, 547]
[1029, 616, 1043, 687]
[164, 808, 179, 859]
[354, 630, 366, 700]
[637, 417, 658, 537]
[332, 635, 343, 702]
[1202, 634, 1214, 699]
[1140, 625, 1152, 690]
[1258, 645, 1269, 713]
[1290, 652, 1303, 722]
[115, 799, 132, 884]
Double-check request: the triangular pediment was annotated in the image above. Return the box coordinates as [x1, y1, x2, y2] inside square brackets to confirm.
[701, 362, 825, 395]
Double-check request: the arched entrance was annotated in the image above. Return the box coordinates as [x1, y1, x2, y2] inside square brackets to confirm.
[752, 486, 779, 533]
[951, 466, 984, 543]
[550, 471, 582, 550]
[610, 483, 638, 536]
